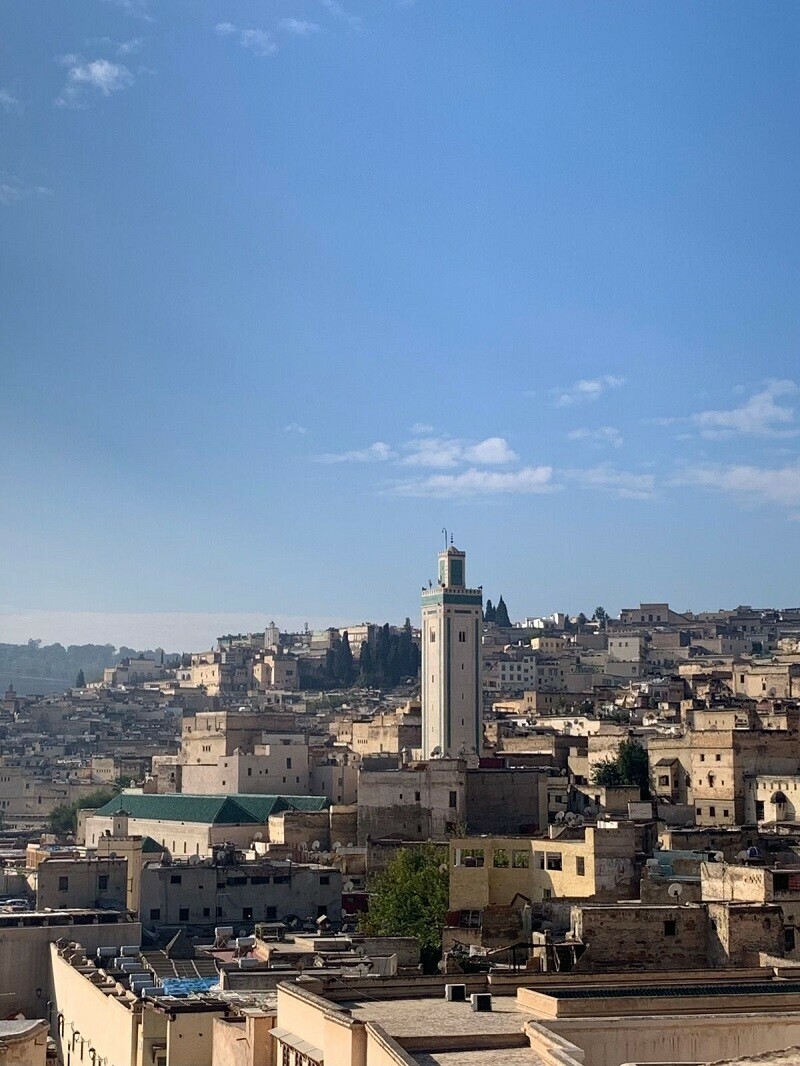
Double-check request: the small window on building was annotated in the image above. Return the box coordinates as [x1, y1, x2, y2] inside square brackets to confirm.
[715, 753, 721, 761]
[430, 630, 436, 642]
[98, 875, 108, 890]
[458, 848, 484, 868]
[664, 920, 676, 937]
[265, 906, 277, 920]
[320, 875, 330, 885]
[242, 907, 253, 921]
[179, 907, 189, 921]
[546, 853, 562, 871]
[658, 775, 670, 787]
[286, 757, 292, 769]
[247, 768, 252, 777]
[576, 856, 585, 876]
[170, 874, 182, 884]
[774, 873, 790, 892]
[709, 806, 716, 817]
[415, 791, 421, 802]
[58, 876, 69, 892]
[512, 850, 530, 868]
[723, 809, 729, 817]
[449, 790, 457, 809]
[150, 908, 160, 920]
[493, 849, 510, 868]
[696, 807, 702, 816]
[542, 888, 552, 900]
[458, 630, 466, 643]
[700, 754, 705, 762]
[203, 908, 210, 917]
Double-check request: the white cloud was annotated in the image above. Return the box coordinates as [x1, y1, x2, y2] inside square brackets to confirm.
[240, 29, 278, 57]
[0, 177, 52, 206]
[315, 441, 394, 464]
[402, 435, 517, 469]
[393, 466, 554, 498]
[279, 18, 321, 35]
[56, 57, 135, 107]
[0, 89, 21, 113]
[567, 426, 623, 449]
[117, 37, 144, 55]
[215, 23, 278, 57]
[101, 0, 154, 22]
[284, 422, 307, 435]
[672, 462, 800, 508]
[551, 375, 625, 408]
[321, 0, 363, 31]
[565, 465, 655, 500]
[463, 437, 519, 465]
[690, 380, 798, 439]
[409, 422, 434, 435]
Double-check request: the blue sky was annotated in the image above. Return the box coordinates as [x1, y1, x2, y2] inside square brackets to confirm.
[1, 0, 799, 649]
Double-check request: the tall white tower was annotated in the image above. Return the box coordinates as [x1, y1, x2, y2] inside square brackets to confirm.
[421, 543, 483, 758]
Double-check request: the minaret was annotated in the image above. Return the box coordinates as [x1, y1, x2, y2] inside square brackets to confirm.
[421, 542, 483, 758]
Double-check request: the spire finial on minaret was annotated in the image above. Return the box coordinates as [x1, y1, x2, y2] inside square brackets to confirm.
[442, 527, 448, 550]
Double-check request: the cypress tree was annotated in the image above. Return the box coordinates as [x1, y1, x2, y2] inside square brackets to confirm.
[495, 596, 511, 628]
[484, 599, 496, 623]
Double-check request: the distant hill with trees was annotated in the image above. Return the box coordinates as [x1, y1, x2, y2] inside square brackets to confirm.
[0, 641, 168, 696]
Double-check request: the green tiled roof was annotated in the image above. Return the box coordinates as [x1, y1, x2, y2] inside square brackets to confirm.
[94, 793, 329, 825]
[140, 835, 166, 853]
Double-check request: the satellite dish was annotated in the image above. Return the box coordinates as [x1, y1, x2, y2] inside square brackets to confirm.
[344, 880, 354, 892]
[713, 851, 725, 862]
[253, 832, 263, 841]
[667, 883, 683, 898]
[311, 841, 321, 851]
[332, 841, 342, 850]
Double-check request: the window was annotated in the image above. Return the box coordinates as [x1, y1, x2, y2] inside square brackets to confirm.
[542, 888, 552, 900]
[242, 907, 253, 921]
[576, 856, 585, 876]
[545, 853, 562, 872]
[723, 809, 729, 817]
[493, 849, 510, 868]
[456, 848, 484, 868]
[664, 920, 676, 936]
[58, 876, 69, 892]
[658, 775, 670, 787]
[286, 757, 292, 770]
[150, 908, 160, 920]
[98, 875, 108, 890]
[696, 807, 702, 816]
[203, 907, 210, 917]
[512, 850, 529, 868]
[449, 790, 457, 809]
[458, 630, 466, 643]
[247, 768, 252, 777]
[179, 907, 189, 921]
[715, 754, 721, 762]
[265, 906, 277, 920]
[775, 873, 790, 892]
[709, 806, 716, 817]
[170, 874, 182, 885]
[430, 630, 436, 642]
[700, 754, 705, 762]
[415, 791, 421, 802]
[320, 875, 330, 885]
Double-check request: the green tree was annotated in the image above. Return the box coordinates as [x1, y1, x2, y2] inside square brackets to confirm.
[75, 669, 86, 688]
[591, 739, 650, 798]
[592, 606, 608, 624]
[494, 596, 511, 628]
[358, 641, 373, 683]
[359, 844, 449, 972]
[47, 788, 117, 837]
[484, 599, 495, 623]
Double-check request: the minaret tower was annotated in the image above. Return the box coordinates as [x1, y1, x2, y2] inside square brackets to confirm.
[421, 538, 483, 758]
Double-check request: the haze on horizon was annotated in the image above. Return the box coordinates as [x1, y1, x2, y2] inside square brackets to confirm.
[2, 1, 798, 646]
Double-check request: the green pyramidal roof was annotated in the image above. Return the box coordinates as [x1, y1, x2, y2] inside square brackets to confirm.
[93, 793, 328, 825]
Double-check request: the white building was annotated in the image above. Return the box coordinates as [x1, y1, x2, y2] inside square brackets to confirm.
[421, 544, 483, 757]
